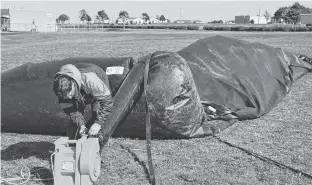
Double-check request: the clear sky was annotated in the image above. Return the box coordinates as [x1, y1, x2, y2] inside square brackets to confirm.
[1, 0, 312, 23]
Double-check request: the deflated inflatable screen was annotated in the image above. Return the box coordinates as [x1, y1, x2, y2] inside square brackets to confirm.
[1, 36, 311, 138]
[1, 57, 135, 134]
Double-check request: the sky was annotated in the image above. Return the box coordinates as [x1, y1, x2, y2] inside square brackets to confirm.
[1, 0, 312, 23]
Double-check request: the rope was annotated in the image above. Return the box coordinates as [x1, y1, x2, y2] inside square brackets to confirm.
[214, 136, 312, 179]
[0, 165, 30, 185]
[144, 56, 156, 185]
[51, 149, 59, 184]
[0, 150, 58, 185]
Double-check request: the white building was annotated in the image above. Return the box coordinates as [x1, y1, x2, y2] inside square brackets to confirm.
[132, 17, 144, 24]
[1, 8, 55, 32]
[250, 16, 271, 24]
[149, 17, 159, 24]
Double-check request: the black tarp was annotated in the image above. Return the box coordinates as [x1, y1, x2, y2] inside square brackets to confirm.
[112, 52, 210, 139]
[1, 57, 135, 134]
[1, 35, 312, 138]
[113, 35, 312, 138]
[178, 35, 312, 120]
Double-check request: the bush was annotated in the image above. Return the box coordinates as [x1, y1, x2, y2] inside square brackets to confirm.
[187, 26, 199, 30]
[56, 23, 312, 32]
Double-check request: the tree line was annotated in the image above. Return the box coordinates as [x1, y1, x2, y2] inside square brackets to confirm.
[273, 2, 312, 24]
[56, 9, 168, 24]
[56, 2, 312, 25]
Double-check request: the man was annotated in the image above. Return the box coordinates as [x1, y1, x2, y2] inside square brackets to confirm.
[53, 63, 113, 151]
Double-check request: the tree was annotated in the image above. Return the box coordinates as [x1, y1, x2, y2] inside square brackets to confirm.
[57, 14, 70, 24]
[156, 15, 160, 20]
[86, 14, 92, 22]
[119, 10, 129, 31]
[286, 8, 301, 24]
[96, 10, 109, 31]
[250, 19, 255, 24]
[273, 6, 289, 23]
[159, 15, 166, 23]
[264, 10, 270, 18]
[96, 10, 109, 23]
[273, 2, 312, 24]
[291, 2, 304, 10]
[79, 9, 91, 23]
[142, 13, 150, 23]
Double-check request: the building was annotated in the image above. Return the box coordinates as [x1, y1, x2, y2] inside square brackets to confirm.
[235, 15, 270, 24]
[193, 20, 203, 24]
[300, 14, 312, 25]
[94, 19, 110, 24]
[1, 9, 10, 31]
[174, 20, 192, 24]
[250, 16, 270, 24]
[116, 17, 128, 24]
[132, 17, 144, 24]
[1, 8, 55, 32]
[149, 17, 159, 24]
[235, 15, 251, 24]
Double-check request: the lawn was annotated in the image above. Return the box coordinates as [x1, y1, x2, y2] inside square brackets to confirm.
[1, 30, 312, 185]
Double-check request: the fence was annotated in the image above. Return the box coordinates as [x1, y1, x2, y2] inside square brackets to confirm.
[5, 23, 58, 32]
[56, 23, 117, 33]
[55, 23, 312, 32]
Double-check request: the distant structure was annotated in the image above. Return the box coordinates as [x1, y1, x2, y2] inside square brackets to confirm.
[173, 20, 192, 24]
[1, 8, 54, 32]
[115, 16, 171, 25]
[235, 15, 270, 24]
[250, 15, 270, 24]
[1, 9, 10, 31]
[192, 20, 203, 24]
[235, 15, 250, 24]
[300, 14, 312, 25]
[149, 17, 160, 24]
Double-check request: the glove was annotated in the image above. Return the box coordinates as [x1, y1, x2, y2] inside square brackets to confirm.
[88, 123, 101, 136]
[79, 125, 88, 136]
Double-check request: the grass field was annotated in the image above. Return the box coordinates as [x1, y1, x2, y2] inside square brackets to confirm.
[1, 30, 312, 185]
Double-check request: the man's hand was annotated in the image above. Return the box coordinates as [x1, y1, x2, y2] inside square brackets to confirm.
[88, 123, 101, 136]
[79, 125, 88, 136]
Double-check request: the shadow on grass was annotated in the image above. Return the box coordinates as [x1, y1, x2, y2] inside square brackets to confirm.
[1, 141, 54, 161]
[30, 167, 54, 185]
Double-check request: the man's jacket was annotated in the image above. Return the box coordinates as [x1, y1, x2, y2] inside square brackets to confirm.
[54, 63, 113, 129]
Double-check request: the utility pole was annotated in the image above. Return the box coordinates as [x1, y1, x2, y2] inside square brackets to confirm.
[258, 6, 260, 24]
[180, 8, 182, 21]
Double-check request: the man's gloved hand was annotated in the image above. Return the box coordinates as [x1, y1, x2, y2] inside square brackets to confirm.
[88, 123, 101, 136]
[79, 125, 88, 136]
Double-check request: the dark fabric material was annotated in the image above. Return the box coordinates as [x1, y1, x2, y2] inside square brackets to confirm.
[2, 36, 312, 138]
[100, 60, 146, 142]
[1, 57, 134, 135]
[114, 36, 312, 138]
[178, 35, 312, 121]
[113, 52, 211, 139]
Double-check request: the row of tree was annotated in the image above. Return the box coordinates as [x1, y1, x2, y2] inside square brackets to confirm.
[56, 3, 312, 25]
[56, 9, 167, 24]
[56, 9, 108, 24]
[141, 13, 167, 22]
[273, 2, 312, 24]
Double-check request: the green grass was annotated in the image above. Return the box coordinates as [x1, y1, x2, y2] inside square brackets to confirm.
[1, 30, 312, 185]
